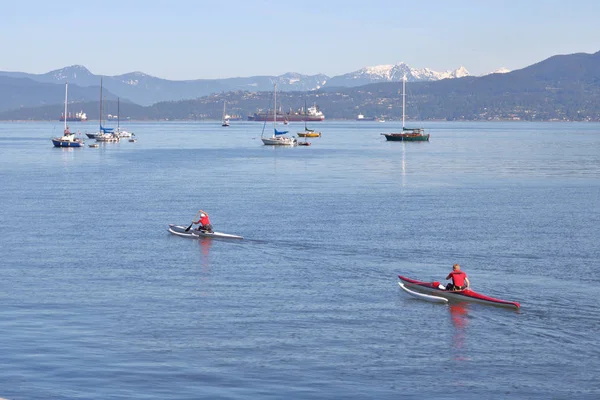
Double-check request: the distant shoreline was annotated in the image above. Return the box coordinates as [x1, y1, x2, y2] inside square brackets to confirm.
[0, 119, 596, 123]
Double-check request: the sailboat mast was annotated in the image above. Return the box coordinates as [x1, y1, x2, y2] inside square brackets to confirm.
[304, 100, 307, 130]
[402, 74, 406, 129]
[117, 97, 120, 129]
[99, 78, 103, 130]
[274, 83, 277, 128]
[64, 82, 68, 131]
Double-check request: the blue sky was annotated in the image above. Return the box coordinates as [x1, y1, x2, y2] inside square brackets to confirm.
[1, 0, 599, 80]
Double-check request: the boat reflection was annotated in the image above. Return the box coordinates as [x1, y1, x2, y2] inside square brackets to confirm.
[449, 303, 471, 361]
[401, 142, 406, 186]
[57, 146, 79, 164]
[197, 237, 212, 268]
[388, 142, 407, 187]
[58, 147, 79, 152]
[196, 237, 212, 297]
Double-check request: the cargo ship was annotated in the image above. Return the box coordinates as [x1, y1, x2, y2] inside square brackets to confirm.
[59, 110, 88, 122]
[356, 114, 378, 121]
[248, 104, 324, 122]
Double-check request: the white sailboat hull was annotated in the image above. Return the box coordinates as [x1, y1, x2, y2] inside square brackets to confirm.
[116, 129, 133, 138]
[95, 134, 120, 142]
[261, 137, 297, 146]
[261, 84, 297, 147]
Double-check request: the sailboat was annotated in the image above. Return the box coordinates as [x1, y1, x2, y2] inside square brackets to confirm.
[381, 75, 430, 142]
[221, 100, 230, 127]
[86, 79, 103, 139]
[297, 100, 322, 138]
[90, 78, 119, 142]
[115, 98, 133, 138]
[52, 83, 84, 148]
[261, 84, 297, 146]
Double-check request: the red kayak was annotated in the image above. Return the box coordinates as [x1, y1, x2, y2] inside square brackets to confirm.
[398, 275, 520, 309]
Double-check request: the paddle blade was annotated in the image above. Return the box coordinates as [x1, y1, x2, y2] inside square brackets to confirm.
[184, 223, 193, 232]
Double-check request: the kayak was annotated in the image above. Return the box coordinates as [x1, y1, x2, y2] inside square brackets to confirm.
[398, 282, 448, 303]
[168, 224, 244, 240]
[398, 275, 520, 309]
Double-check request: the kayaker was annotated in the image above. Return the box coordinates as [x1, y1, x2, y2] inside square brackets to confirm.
[445, 264, 470, 291]
[193, 210, 213, 233]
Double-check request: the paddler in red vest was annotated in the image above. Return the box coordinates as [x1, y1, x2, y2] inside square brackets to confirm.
[193, 210, 213, 233]
[445, 264, 470, 291]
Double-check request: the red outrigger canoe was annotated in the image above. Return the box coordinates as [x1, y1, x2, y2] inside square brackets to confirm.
[398, 275, 520, 309]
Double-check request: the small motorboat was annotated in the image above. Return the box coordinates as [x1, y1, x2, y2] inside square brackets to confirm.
[298, 141, 311, 146]
[398, 275, 520, 309]
[89, 143, 99, 148]
[129, 138, 137, 142]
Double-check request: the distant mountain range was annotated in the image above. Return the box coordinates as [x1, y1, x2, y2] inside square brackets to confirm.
[0, 51, 598, 122]
[0, 62, 471, 108]
[326, 63, 470, 88]
[0, 75, 122, 115]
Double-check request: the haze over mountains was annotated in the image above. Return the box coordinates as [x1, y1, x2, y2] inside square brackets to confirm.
[1, 50, 599, 122]
[0, 62, 471, 108]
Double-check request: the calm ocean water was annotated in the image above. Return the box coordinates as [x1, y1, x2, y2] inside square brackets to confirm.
[0, 120, 599, 399]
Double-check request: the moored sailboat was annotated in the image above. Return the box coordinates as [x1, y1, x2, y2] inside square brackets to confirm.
[222, 100, 230, 127]
[93, 79, 119, 142]
[381, 75, 430, 142]
[115, 98, 134, 138]
[261, 84, 297, 146]
[51, 83, 84, 148]
[297, 100, 321, 138]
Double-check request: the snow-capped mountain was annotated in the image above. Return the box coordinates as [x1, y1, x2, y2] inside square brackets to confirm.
[0, 62, 474, 106]
[441, 65, 470, 79]
[486, 67, 511, 75]
[114, 71, 155, 86]
[272, 72, 328, 90]
[48, 64, 95, 83]
[324, 62, 470, 88]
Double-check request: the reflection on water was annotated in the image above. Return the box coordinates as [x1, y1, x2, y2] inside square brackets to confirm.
[57, 146, 79, 164]
[449, 303, 470, 361]
[198, 237, 212, 262]
[197, 238, 212, 296]
[2, 121, 599, 397]
[401, 142, 406, 186]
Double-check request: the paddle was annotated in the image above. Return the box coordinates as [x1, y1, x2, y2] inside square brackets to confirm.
[185, 210, 203, 232]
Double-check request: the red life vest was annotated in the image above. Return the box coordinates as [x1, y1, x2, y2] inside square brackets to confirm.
[449, 271, 467, 287]
[199, 213, 210, 226]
